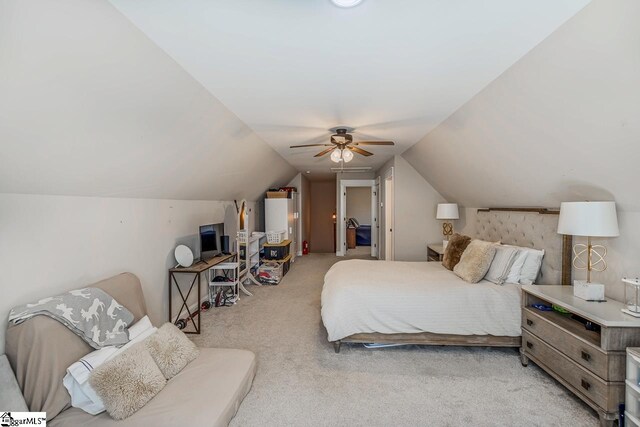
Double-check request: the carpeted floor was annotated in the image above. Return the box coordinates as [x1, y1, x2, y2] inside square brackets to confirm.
[191, 253, 598, 427]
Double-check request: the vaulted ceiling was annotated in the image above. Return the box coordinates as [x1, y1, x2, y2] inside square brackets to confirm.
[403, 0, 640, 212]
[0, 0, 596, 201]
[0, 0, 296, 201]
[109, 0, 590, 176]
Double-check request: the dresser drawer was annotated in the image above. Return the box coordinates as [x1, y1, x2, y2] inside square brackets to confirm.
[522, 308, 623, 381]
[523, 330, 623, 411]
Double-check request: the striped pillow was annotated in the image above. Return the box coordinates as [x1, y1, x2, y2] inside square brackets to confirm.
[484, 246, 519, 285]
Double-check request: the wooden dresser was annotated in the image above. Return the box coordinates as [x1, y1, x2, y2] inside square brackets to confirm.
[521, 285, 640, 426]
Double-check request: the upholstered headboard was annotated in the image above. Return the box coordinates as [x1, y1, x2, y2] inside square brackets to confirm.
[474, 208, 572, 286]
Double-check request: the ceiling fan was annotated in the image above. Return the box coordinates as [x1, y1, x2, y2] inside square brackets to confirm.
[289, 128, 394, 163]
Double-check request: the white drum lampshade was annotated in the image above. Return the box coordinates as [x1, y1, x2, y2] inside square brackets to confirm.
[557, 201, 619, 284]
[436, 203, 460, 220]
[557, 201, 619, 237]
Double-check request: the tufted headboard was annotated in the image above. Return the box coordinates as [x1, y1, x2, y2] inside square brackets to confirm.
[474, 208, 572, 286]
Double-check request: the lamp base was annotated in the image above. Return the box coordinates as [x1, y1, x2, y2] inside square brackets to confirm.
[573, 280, 605, 301]
[622, 308, 640, 318]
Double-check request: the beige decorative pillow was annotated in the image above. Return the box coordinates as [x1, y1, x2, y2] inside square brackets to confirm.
[145, 323, 199, 380]
[453, 240, 498, 283]
[442, 233, 472, 270]
[89, 343, 166, 420]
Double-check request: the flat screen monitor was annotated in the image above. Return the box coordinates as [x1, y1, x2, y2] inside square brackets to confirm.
[199, 223, 224, 260]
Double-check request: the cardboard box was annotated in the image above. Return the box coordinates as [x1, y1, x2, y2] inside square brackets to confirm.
[266, 191, 290, 199]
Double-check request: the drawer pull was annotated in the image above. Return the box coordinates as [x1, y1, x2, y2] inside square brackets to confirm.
[581, 351, 591, 362]
[526, 341, 533, 349]
[526, 319, 534, 327]
[581, 379, 591, 391]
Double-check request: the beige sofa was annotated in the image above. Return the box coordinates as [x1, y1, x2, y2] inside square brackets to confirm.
[5, 273, 256, 427]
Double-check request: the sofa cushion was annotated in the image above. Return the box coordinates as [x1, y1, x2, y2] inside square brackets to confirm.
[0, 355, 28, 412]
[50, 348, 257, 427]
[5, 273, 147, 419]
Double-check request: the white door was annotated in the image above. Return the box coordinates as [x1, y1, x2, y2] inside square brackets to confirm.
[371, 184, 378, 258]
[384, 175, 394, 261]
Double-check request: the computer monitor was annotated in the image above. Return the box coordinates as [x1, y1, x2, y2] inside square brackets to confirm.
[199, 223, 224, 260]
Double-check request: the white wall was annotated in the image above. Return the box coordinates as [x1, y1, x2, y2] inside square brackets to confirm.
[0, 193, 258, 354]
[0, 0, 296, 202]
[286, 173, 309, 256]
[376, 156, 445, 262]
[402, 0, 640, 298]
[392, 156, 446, 261]
[346, 187, 372, 225]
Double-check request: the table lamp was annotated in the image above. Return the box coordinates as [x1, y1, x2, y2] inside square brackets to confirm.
[436, 203, 459, 250]
[557, 201, 619, 299]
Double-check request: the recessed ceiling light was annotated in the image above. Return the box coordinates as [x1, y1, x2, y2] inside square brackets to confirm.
[331, 0, 363, 8]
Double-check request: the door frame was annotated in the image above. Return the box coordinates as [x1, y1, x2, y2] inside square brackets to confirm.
[336, 179, 378, 257]
[383, 167, 394, 261]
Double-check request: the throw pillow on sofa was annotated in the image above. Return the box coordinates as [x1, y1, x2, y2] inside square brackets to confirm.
[89, 343, 166, 420]
[145, 323, 199, 380]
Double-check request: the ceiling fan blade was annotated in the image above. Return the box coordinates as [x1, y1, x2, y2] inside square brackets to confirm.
[348, 146, 374, 156]
[290, 143, 334, 148]
[353, 140, 395, 146]
[314, 147, 336, 157]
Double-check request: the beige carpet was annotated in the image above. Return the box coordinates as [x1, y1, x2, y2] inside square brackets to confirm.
[192, 253, 598, 427]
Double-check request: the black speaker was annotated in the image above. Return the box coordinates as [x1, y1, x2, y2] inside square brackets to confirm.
[221, 235, 230, 255]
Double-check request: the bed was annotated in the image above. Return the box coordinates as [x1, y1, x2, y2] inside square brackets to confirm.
[321, 208, 572, 353]
[355, 225, 371, 246]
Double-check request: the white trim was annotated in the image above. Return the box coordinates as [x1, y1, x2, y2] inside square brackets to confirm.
[337, 179, 377, 257]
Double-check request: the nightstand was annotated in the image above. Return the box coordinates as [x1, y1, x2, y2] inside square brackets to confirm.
[427, 244, 444, 262]
[521, 285, 640, 426]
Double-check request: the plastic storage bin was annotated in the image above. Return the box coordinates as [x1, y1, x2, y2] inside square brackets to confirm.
[627, 380, 640, 420]
[628, 348, 640, 386]
[266, 230, 286, 244]
[627, 411, 640, 427]
[264, 244, 289, 260]
[258, 262, 283, 285]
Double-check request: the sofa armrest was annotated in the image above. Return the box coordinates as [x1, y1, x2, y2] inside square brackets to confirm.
[0, 355, 28, 411]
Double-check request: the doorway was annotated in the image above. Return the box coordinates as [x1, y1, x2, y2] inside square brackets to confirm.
[383, 168, 394, 261]
[337, 179, 378, 257]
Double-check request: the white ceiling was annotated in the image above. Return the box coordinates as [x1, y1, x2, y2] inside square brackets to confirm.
[109, 0, 588, 177]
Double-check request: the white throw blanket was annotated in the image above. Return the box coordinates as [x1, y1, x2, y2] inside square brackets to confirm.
[321, 260, 522, 342]
[63, 316, 157, 415]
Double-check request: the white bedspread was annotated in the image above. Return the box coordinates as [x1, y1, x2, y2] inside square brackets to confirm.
[321, 260, 522, 342]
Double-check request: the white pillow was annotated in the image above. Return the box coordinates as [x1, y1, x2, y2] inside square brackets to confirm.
[519, 248, 545, 285]
[484, 246, 519, 285]
[504, 249, 528, 284]
[63, 316, 157, 415]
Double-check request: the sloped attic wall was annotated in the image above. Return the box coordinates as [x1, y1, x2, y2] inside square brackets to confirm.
[0, 0, 297, 201]
[403, 0, 640, 298]
[0, 0, 296, 353]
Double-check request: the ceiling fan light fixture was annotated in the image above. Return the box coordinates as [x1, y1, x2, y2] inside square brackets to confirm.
[330, 148, 343, 163]
[330, 0, 363, 8]
[342, 149, 354, 162]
